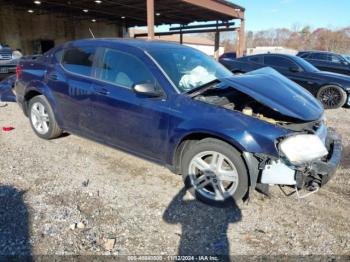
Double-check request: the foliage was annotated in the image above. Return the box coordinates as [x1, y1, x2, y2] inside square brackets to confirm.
[244, 26, 350, 54]
[201, 26, 350, 54]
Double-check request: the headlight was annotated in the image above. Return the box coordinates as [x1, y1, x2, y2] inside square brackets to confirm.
[279, 134, 328, 165]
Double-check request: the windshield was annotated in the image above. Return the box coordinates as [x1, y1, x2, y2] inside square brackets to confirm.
[294, 55, 319, 72]
[343, 55, 350, 63]
[147, 46, 232, 93]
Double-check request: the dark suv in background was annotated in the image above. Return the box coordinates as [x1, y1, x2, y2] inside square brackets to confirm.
[0, 44, 22, 79]
[297, 51, 350, 76]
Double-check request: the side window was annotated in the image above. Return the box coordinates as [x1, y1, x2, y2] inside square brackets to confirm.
[97, 48, 156, 89]
[264, 56, 295, 68]
[61, 47, 97, 77]
[310, 53, 328, 61]
[330, 54, 342, 64]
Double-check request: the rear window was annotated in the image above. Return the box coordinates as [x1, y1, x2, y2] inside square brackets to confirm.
[61, 47, 97, 77]
[264, 56, 295, 68]
[248, 56, 262, 64]
[298, 52, 309, 58]
[309, 53, 328, 61]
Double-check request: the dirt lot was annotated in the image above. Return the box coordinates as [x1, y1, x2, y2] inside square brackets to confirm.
[0, 102, 349, 256]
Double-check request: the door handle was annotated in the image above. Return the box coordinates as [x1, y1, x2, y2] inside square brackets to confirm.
[94, 87, 110, 96]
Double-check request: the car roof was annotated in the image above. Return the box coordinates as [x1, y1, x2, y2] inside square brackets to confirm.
[62, 38, 189, 53]
[243, 53, 298, 59]
[298, 50, 335, 55]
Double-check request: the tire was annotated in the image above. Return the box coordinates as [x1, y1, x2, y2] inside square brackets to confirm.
[181, 138, 248, 207]
[316, 85, 347, 109]
[28, 95, 62, 139]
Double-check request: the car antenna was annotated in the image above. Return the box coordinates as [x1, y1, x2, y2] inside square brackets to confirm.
[89, 28, 96, 39]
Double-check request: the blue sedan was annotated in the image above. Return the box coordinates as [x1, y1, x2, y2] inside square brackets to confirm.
[2, 39, 342, 206]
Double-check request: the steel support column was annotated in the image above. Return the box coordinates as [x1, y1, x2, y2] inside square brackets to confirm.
[147, 0, 155, 40]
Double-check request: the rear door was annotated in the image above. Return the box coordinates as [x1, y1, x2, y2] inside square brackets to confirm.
[47, 46, 97, 133]
[306, 53, 333, 72]
[87, 46, 170, 162]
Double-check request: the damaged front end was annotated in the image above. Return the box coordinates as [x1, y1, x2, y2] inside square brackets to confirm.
[255, 127, 342, 194]
[191, 67, 342, 196]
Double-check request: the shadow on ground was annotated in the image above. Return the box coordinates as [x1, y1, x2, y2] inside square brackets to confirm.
[0, 186, 31, 256]
[163, 188, 242, 257]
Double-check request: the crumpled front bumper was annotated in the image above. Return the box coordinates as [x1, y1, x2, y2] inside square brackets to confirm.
[307, 128, 342, 186]
[252, 128, 342, 193]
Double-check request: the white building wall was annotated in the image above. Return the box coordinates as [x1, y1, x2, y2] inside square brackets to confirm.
[185, 44, 225, 57]
[247, 46, 298, 56]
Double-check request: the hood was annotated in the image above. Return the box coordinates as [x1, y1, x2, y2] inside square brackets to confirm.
[314, 70, 350, 82]
[219, 67, 323, 122]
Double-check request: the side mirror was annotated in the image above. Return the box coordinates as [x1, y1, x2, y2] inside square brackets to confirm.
[132, 83, 162, 97]
[289, 66, 302, 73]
[341, 60, 349, 66]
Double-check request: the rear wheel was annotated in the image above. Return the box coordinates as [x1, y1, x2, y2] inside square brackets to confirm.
[28, 95, 62, 139]
[181, 138, 248, 207]
[317, 85, 347, 109]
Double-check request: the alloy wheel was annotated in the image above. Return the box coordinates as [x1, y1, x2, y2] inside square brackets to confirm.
[188, 151, 239, 201]
[319, 87, 342, 108]
[31, 102, 50, 135]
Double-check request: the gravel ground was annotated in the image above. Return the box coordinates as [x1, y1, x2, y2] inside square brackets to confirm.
[0, 102, 349, 256]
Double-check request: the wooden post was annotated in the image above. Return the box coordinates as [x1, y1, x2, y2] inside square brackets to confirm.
[180, 28, 183, 44]
[238, 18, 245, 57]
[147, 0, 155, 40]
[214, 31, 220, 60]
[236, 28, 240, 57]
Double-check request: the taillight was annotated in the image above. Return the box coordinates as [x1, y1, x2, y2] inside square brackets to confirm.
[16, 65, 21, 79]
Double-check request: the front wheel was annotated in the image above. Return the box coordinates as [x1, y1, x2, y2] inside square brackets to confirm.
[181, 138, 248, 207]
[28, 95, 63, 139]
[316, 85, 347, 109]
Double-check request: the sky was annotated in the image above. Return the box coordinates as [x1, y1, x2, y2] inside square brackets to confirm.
[232, 0, 350, 31]
[139, 0, 350, 35]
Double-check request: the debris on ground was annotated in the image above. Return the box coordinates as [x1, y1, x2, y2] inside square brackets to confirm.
[0, 103, 349, 255]
[104, 238, 116, 251]
[2, 126, 14, 132]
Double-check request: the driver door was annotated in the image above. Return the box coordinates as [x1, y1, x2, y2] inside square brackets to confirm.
[88, 47, 170, 162]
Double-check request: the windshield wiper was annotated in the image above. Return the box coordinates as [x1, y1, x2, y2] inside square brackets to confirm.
[186, 79, 220, 98]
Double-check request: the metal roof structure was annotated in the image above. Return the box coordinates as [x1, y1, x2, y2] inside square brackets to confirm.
[1, 0, 244, 26]
[0, 0, 246, 57]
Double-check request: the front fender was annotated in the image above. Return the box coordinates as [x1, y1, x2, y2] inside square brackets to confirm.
[166, 115, 291, 166]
